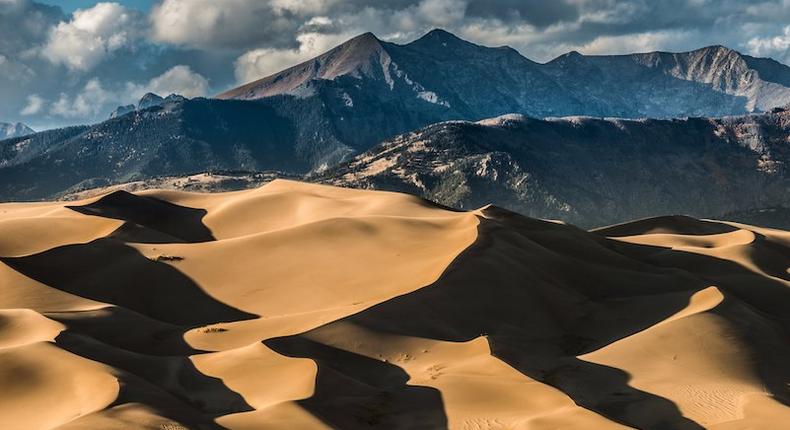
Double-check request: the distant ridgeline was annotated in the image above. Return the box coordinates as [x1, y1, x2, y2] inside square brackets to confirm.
[2, 29, 790, 226]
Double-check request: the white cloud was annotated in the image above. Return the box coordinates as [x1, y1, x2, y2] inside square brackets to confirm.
[0, 53, 35, 82]
[20, 94, 44, 115]
[127, 65, 210, 98]
[747, 25, 790, 61]
[150, 0, 301, 49]
[46, 66, 208, 120]
[6, 0, 790, 128]
[576, 30, 700, 56]
[234, 31, 352, 83]
[415, 0, 467, 26]
[271, 0, 335, 14]
[50, 78, 114, 118]
[41, 2, 143, 71]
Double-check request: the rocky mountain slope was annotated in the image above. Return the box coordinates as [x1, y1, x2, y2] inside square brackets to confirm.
[221, 29, 790, 120]
[0, 122, 34, 139]
[54, 108, 790, 229]
[0, 96, 355, 201]
[318, 108, 790, 227]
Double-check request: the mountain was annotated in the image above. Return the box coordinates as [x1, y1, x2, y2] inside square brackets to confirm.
[51, 108, 790, 229]
[0, 97, 339, 201]
[0, 122, 34, 139]
[544, 45, 790, 117]
[109, 93, 187, 118]
[4, 29, 790, 206]
[221, 29, 790, 121]
[318, 109, 790, 228]
[0, 181, 787, 429]
[109, 104, 135, 119]
[220, 30, 583, 119]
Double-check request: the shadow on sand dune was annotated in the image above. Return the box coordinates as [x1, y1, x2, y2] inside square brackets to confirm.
[56, 330, 253, 427]
[597, 232, 790, 409]
[1, 239, 255, 326]
[2, 193, 787, 429]
[1, 197, 260, 428]
[267, 336, 449, 429]
[261, 208, 707, 429]
[266, 206, 788, 429]
[67, 190, 216, 243]
[594, 215, 740, 237]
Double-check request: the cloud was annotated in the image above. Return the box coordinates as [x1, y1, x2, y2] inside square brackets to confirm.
[45, 66, 209, 121]
[181, 0, 790, 82]
[20, 94, 44, 115]
[747, 25, 790, 62]
[414, 0, 466, 26]
[0, 53, 35, 82]
[466, 0, 578, 27]
[234, 31, 352, 83]
[128, 65, 210, 98]
[5, 0, 790, 129]
[41, 2, 144, 71]
[50, 78, 114, 118]
[271, 0, 337, 14]
[0, 0, 63, 55]
[150, 0, 306, 50]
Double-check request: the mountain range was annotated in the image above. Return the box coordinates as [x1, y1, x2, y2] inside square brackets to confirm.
[221, 29, 790, 119]
[318, 108, 790, 227]
[51, 106, 790, 228]
[1, 29, 789, 227]
[0, 122, 34, 140]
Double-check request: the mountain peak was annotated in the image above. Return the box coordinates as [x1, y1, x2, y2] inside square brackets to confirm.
[333, 31, 383, 54]
[425, 28, 459, 39]
[689, 44, 741, 58]
[405, 28, 497, 58]
[138, 93, 164, 110]
[550, 50, 586, 61]
[352, 31, 380, 43]
[411, 28, 466, 46]
[701, 44, 733, 52]
[217, 31, 391, 100]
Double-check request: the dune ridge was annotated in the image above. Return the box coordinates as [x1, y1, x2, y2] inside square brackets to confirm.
[0, 180, 787, 429]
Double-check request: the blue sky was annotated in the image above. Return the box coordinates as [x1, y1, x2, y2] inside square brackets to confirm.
[2, 0, 790, 130]
[43, 0, 154, 12]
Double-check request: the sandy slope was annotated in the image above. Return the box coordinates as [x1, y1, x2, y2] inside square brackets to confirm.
[0, 180, 787, 430]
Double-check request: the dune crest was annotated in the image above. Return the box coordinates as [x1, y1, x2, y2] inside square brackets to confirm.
[0, 180, 787, 429]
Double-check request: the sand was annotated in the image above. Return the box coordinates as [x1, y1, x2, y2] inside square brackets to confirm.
[0, 180, 787, 429]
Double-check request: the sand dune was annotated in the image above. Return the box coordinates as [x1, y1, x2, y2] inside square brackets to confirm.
[0, 180, 787, 429]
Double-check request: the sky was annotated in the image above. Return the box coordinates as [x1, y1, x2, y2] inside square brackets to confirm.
[2, 0, 790, 130]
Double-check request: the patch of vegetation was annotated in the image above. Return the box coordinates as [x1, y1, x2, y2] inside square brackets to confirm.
[154, 255, 184, 262]
[160, 423, 188, 430]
